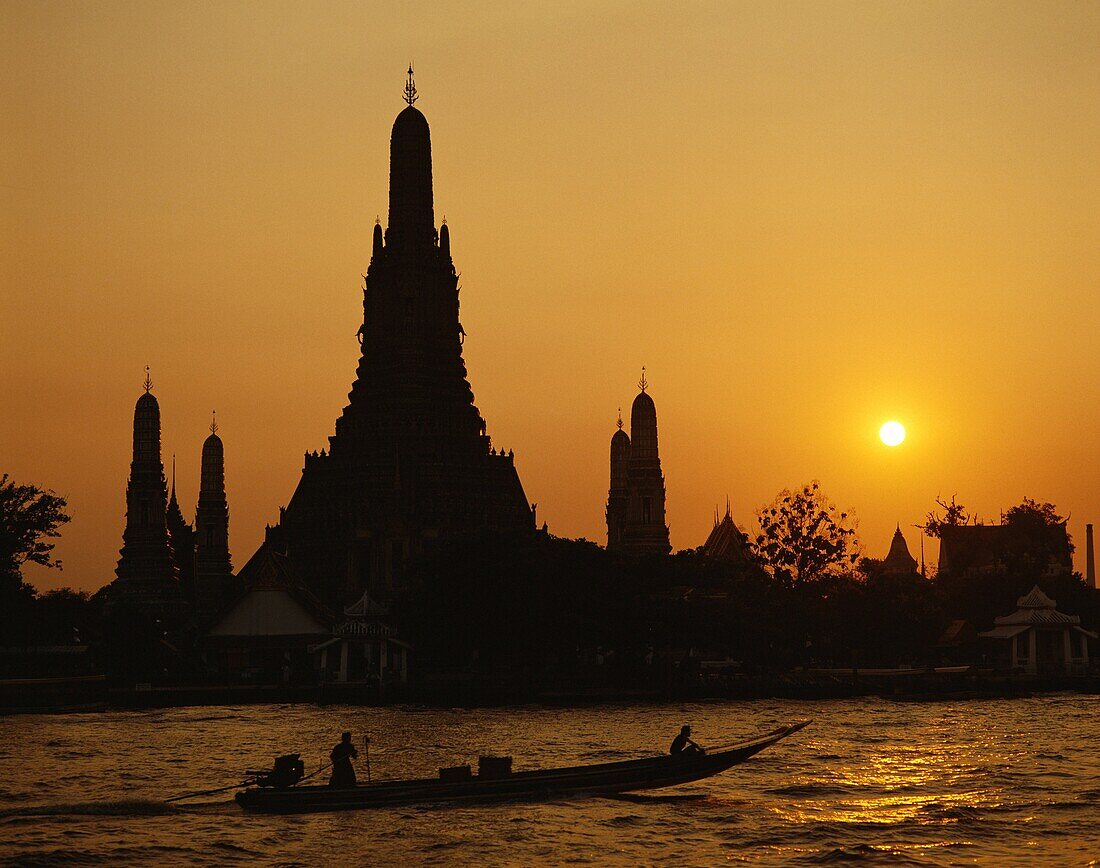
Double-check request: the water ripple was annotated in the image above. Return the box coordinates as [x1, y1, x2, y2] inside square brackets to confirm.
[1, 697, 1097, 865]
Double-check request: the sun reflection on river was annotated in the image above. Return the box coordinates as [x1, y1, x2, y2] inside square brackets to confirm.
[773, 741, 1008, 826]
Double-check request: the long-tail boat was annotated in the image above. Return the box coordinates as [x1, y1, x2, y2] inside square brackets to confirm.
[234, 720, 810, 813]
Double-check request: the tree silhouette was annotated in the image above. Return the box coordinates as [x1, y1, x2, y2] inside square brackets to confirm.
[1003, 497, 1065, 529]
[0, 474, 70, 590]
[754, 481, 859, 585]
[0, 475, 70, 645]
[922, 495, 970, 538]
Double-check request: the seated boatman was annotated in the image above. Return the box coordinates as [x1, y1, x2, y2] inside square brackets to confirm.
[329, 731, 359, 788]
[669, 725, 705, 757]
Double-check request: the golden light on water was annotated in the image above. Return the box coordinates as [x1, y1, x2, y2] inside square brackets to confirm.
[880, 421, 906, 447]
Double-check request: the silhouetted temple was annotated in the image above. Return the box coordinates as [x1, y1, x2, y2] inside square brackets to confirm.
[107, 373, 236, 622]
[606, 371, 671, 556]
[882, 525, 919, 575]
[166, 457, 196, 601]
[108, 372, 184, 614]
[701, 501, 751, 562]
[194, 414, 235, 620]
[937, 522, 1072, 578]
[264, 70, 533, 604]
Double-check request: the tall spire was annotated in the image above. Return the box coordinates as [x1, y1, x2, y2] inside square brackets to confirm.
[608, 369, 670, 555]
[607, 404, 631, 549]
[195, 413, 232, 621]
[387, 67, 435, 248]
[270, 73, 533, 605]
[111, 373, 181, 613]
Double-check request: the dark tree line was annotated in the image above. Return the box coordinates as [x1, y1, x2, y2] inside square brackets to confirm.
[398, 486, 1097, 686]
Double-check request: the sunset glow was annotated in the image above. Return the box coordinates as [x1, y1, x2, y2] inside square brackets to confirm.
[4, 3, 1099, 591]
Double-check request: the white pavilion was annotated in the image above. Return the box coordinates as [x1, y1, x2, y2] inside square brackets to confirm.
[979, 586, 1096, 676]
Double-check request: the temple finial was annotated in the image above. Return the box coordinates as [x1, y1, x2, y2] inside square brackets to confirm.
[210, 410, 218, 435]
[404, 64, 418, 106]
[143, 366, 153, 393]
[638, 366, 648, 393]
[616, 407, 623, 430]
[171, 454, 176, 497]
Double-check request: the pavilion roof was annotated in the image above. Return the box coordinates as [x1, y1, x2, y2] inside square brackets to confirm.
[979, 624, 1030, 639]
[991, 585, 1080, 626]
[343, 588, 391, 621]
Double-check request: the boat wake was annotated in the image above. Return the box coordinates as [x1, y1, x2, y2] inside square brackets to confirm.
[0, 798, 179, 818]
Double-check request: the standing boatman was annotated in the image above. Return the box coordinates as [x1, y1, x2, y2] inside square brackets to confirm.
[329, 731, 359, 788]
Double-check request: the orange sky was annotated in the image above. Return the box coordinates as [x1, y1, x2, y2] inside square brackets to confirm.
[4, 2, 1099, 594]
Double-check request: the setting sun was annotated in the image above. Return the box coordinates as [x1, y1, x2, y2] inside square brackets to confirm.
[880, 421, 906, 447]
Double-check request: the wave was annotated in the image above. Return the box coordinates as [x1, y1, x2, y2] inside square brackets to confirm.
[2, 843, 203, 866]
[917, 803, 985, 821]
[0, 799, 178, 818]
[797, 843, 931, 865]
[0, 846, 114, 866]
[766, 783, 854, 797]
[606, 793, 705, 804]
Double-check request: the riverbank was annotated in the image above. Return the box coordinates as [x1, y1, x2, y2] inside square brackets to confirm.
[4, 667, 1099, 713]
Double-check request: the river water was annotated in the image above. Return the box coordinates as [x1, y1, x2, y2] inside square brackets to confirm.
[1, 697, 1097, 865]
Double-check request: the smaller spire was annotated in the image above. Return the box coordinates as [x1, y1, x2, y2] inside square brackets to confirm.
[170, 454, 177, 498]
[638, 366, 648, 393]
[616, 407, 623, 430]
[404, 64, 418, 106]
[210, 410, 218, 435]
[143, 366, 153, 393]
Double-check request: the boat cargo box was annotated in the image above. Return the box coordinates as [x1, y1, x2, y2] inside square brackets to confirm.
[439, 765, 472, 782]
[478, 755, 513, 779]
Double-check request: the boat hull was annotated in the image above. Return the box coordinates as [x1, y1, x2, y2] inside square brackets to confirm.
[235, 720, 810, 813]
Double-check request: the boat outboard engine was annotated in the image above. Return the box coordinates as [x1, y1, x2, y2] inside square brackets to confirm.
[246, 754, 305, 789]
